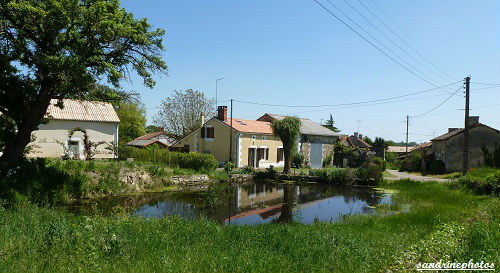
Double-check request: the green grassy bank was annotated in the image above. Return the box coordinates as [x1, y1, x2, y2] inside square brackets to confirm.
[0, 180, 498, 273]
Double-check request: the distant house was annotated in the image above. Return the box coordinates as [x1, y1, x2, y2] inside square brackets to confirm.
[127, 131, 176, 149]
[27, 99, 120, 159]
[172, 106, 284, 168]
[257, 114, 340, 169]
[431, 116, 500, 171]
[339, 133, 372, 149]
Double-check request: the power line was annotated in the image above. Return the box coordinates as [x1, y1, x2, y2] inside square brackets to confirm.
[345, 0, 453, 85]
[234, 81, 460, 109]
[411, 84, 464, 118]
[324, 0, 449, 89]
[369, 0, 457, 81]
[311, 0, 459, 92]
[470, 82, 500, 86]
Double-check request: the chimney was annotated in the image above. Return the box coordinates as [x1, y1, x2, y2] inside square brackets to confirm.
[468, 116, 479, 127]
[359, 134, 363, 139]
[217, 106, 227, 121]
[354, 132, 359, 138]
[448, 128, 460, 133]
[200, 112, 205, 127]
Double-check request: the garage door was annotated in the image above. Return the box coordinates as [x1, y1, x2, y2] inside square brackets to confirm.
[310, 143, 323, 169]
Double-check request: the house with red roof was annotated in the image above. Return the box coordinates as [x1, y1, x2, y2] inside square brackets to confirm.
[172, 106, 284, 168]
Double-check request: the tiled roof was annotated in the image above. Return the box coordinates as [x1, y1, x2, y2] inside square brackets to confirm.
[258, 114, 339, 137]
[134, 131, 168, 140]
[127, 131, 176, 147]
[46, 99, 120, 123]
[224, 118, 273, 134]
[339, 135, 372, 148]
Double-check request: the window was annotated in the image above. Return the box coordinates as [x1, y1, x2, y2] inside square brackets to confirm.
[277, 148, 284, 162]
[201, 127, 214, 139]
[262, 136, 266, 140]
[251, 135, 256, 140]
[257, 148, 269, 161]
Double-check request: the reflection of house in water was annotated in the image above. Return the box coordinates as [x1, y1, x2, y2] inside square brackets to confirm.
[235, 184, 286, 208]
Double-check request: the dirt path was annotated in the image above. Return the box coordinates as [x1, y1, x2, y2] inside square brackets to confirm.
[385, 169, 451, 182]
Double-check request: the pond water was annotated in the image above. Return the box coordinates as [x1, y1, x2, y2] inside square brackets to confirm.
[68, 182, 392, 225]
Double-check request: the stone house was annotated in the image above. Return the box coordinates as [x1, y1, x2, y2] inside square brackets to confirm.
[257, 114, 340, 169]
[27, 99, 120, 159]
[431, 116, 500, 171]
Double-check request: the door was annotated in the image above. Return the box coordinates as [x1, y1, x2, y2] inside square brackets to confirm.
[310, 143, 323, 169]
[248, 148, 257, 168]
[68, 140, 80, 160]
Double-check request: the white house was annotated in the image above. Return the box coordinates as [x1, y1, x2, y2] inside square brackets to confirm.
[27, 99, 120, 159]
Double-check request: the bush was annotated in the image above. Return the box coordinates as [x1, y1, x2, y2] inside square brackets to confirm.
[0, 158, 89, 205]
[355, 163, 383, 186]
[254, 166, 278, 180]
[296, 165, 381, 186]
[322, 152, 334, 167]
[224, 162, 235, 174]
[292, 153, 305, 168]
[456, 168, 500, 196]
[430, 160, 446, 174]
[333, 142, 370, 168]
[119, 145, 217, 172]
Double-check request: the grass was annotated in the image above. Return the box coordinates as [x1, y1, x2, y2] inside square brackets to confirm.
[0, 179, 498, 272]
[383, 170, 396, 178]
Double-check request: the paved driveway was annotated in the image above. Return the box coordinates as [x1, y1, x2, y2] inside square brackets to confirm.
[385, 169, 451, 182]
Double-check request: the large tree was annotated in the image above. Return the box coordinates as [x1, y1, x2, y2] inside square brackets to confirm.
[154, 89, 215, 138]
[271, 116, 301, 174]
[0, 0, 167, 167]
[115, 100, 147, 144]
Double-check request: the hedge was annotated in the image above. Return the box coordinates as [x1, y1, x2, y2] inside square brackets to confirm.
[119, 145, 218, 172]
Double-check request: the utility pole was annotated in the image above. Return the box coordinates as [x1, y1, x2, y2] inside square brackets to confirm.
[356, 119, 362, 133]
[229, 99, 233, 163]
[405, 115, 409, 167]
[463, 76, 471, 175]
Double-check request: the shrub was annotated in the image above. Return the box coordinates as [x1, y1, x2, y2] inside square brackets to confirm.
[292, 153, 305, 168]
[457, 168, 500, 196]
[224, 162, 235, 174]
[333, 142, 370, 168]
[355, 163, 383, 186]
[430, 160, 446, 174]
[0, 158, 89, 205]
[254, 166, 278, 180]
[119, 145, 217, 172]
[322, 152, 334, 167]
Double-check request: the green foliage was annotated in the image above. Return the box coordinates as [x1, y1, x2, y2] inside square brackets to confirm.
[68, 127, 106, 160]
[145, 125, 163, 134]
[322, 114, 340, 132]
[355, 163, 383, 186]
[0, 158, 89, 205]
[401, 151, 423, 172]
[292, 153, 305, 168]
[119, 146, 217, 172]
[333, 142, 370, 168]
[223, 162, 235, 174]
[304, 165, 381, 186]
[116, 101, 147, 144]
[455, 168, 500, 196]
[363, 136, 374, 146]
[271, 117, 301, 173]
[480, 143, 500, 168]
[322, 152, 334, 167]
[154, 89, 215, 138]
[201, 183, 231, 209]
[429, 160, 446, 174]
[384, 152, 401, 170]
[254, 166, 278, 180]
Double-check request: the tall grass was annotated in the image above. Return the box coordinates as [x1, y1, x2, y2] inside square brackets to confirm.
[0, 180, 498, 272]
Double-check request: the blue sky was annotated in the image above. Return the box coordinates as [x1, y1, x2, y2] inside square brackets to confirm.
[120, 0, 499, 143]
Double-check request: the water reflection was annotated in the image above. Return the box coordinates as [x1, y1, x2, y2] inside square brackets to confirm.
[68, 182, 391, 225]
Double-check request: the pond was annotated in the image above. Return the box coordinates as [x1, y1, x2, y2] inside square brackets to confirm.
[68, 182, 393, 225]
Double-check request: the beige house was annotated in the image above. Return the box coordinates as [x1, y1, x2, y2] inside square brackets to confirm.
[27, 99, 120, 159]
[172, 106, 284, 168]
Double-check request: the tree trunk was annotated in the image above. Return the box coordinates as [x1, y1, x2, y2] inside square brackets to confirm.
[283, 146, 291, 174]
[0, 99, 51, 168]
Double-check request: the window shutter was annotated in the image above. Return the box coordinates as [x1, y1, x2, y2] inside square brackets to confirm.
[201, 127, 205, 138]
[210, 127, 214, 138]
[266, 148, 269, 160]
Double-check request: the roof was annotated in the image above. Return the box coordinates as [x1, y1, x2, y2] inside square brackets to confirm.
[224, 118, 273, 134]
[258, 114, 339, 137]
[431, 123, 500, 141]
[339, 135, 372, 148]
[127, 131, 176, 147]
[46, 99, 120, 123]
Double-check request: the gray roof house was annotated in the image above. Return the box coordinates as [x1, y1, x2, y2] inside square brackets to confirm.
[257, 114, 340, 169]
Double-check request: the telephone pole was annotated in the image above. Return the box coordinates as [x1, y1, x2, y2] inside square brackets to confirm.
[463, 76, 471, 175]
[229, 99, 233, 163]
[405, 115, 409, 167]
